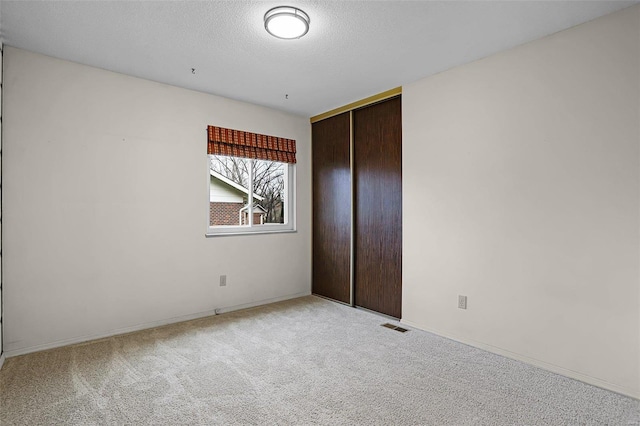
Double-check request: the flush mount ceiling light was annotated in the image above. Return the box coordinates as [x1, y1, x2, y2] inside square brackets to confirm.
[264, 6, 310, 40]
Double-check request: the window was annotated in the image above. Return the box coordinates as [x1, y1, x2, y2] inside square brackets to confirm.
[206, 126, 296, 236]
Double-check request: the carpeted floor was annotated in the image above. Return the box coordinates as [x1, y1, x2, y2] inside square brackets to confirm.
[0, 296, 638, 425]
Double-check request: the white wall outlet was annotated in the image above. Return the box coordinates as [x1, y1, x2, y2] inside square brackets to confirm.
[458, 295, 467, 309]
[220, 275, 227, 287]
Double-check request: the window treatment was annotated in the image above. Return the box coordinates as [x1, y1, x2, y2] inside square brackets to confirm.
[207, 125, 297, 164]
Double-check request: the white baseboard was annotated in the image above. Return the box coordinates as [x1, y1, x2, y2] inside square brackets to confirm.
[213, 291, 310, 314]
[401, 319, 639, 401]
[5, 291, 310, 358]
[0, 353, 5, 370]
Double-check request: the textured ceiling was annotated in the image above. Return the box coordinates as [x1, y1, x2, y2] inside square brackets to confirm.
[0, 1, 637, 117]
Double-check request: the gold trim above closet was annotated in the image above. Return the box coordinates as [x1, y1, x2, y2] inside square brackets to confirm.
[310, 87, 402, 123]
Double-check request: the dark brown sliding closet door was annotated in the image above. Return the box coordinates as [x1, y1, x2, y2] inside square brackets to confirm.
[353, 97, 402, 318]
[312, 112, 351, 304]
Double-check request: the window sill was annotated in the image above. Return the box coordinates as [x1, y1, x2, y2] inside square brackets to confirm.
[205, 229, 297, 238]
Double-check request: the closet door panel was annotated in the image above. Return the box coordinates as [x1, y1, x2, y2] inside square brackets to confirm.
[312, 112, 351, 304]
[353, 97, 402, 318]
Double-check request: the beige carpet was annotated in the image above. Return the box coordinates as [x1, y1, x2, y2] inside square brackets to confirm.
[0, 296, 638, 425]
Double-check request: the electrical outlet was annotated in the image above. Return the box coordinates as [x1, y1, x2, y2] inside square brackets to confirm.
[458, 295, 467, 310]
[220, 275, 227, 287]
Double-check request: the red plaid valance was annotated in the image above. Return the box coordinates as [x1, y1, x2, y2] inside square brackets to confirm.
[207, 125, 297, 164]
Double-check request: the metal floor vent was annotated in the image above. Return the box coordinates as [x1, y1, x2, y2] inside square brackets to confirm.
[381, 323, 408, 333]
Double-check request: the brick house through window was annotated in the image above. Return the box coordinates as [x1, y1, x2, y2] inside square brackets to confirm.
[239, 204, 268, 225]
[209, 170, 267, 226]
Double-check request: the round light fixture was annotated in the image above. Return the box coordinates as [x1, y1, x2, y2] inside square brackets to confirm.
[264, 6, 310, 40]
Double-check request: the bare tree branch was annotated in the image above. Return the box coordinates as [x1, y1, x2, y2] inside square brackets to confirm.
[210, 155, 286, 223]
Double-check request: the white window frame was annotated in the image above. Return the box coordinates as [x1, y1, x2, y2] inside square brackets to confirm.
[206, 155, 296, 237]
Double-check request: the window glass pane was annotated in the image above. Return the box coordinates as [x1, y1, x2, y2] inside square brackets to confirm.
[208, 154, 291, 233]
[209, 155, 251, 226]
[253, 159, 286, 225]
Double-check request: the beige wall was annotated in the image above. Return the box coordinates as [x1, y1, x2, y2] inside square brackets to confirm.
[403, 5, 640, 398]
[2, 47, 311, 356]
[0, 44, 4, 366]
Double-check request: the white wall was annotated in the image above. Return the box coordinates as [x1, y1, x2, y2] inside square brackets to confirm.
[2, 47, 311, 355]
[403, 5, 640, 398]
[210, 177, 244, 203]
[0, 44, 4, 367]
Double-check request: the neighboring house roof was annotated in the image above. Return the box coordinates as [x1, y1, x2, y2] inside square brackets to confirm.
[239, 203, 268, 214]
[250, 204, 267, 214]
[210, 170, 264, 201]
